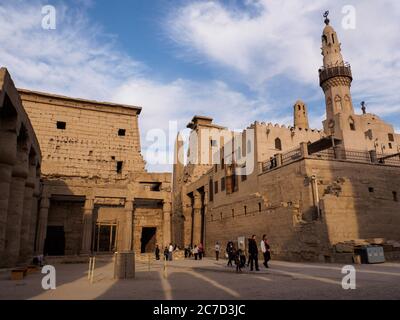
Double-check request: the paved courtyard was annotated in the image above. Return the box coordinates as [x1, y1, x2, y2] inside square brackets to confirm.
[0, 258, 399, 300]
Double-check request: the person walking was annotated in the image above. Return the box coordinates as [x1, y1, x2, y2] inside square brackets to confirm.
[155, 244, 160, 260]
[226, 241, 235, 267]
[168, 243, 174, 261]
[248, 235, 260, 271]
[215, 242, 221, 261]
[193, 245, 199, 260]
[198, 243, 204, 260]
[261, 234, 271, 268]
[163, 246, 169, 261]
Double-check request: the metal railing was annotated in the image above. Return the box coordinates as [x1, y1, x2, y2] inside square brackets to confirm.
[281, 147, 302, 165]
[261, 147, 400, 173]
[319, 62, 352, 85]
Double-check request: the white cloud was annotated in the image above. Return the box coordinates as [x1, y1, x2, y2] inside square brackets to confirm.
[0, 0, 283, 172]
[2, 1, 399, 171]
[167, 0, 400, 121]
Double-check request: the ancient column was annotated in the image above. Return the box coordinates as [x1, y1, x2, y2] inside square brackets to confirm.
[18, 161, 36, 263]
[0, 130, 17, 265]
[28, 181, 40, 256]
[35, 194, 50, 255]
[4, 143, 29, 267]
[81, 197, 94, 255]
[192, 191, 202, 246]
[124, 199, 134, 251]
[163, 201, 172, 247]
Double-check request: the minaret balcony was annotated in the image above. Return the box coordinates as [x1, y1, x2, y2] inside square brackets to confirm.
[319, 62, 352, 86]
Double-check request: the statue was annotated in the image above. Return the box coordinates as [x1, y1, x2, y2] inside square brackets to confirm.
[361, 101, 366, 114]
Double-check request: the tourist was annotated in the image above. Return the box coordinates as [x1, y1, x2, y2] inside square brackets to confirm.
[168, 243, 174, 261]
[163, 247, 169, 261]
[193, 245, 199, 260]
[155, 244, 160, 260]
[198, 243, 204, 260]
[248, 235, 260, 271]
[261, 234, 271, 268]
[215, 242, 221, 261]
[226, 241, 235, 267]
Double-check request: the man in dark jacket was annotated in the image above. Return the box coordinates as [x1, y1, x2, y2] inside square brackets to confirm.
[248, 235, 260, 271]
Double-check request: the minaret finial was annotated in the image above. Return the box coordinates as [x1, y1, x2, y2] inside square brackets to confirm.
[323, 11, 330, 25]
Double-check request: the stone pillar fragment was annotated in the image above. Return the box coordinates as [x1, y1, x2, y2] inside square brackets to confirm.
[81, 197, 94, 254]
[0, 131, 17, 264]
[36, 195, 50, 255]
[192, 191, 202, 246]
[163, 201, 172, 247]
[124, 199, 134, 251]
[18, 183, 34, 263]
[4, 145, 29, 267]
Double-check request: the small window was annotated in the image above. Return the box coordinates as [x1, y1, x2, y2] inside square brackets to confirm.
[388, 133, 394, 142]
[389, 143, 393, 149]
[368, 187, 374, 193]
[214, 181, 219, 194]
[275, 138, 282, 151]
[232, 209, 235, 218]
[210, 140, 217, 147]
[331, 34, 335, 44]
[393, 191, 398, 202]
[214, 164, 218, 172]
[221, 177, 226, 191]
[89, 151, 93, 156]
[349, 118, 356, 131]
[116, 161, 123, 174]
[56, 121, 66, 130]
[244, 206, 247, 215]
[111, 156, 115, 160]
[209, 180, 214, 202]
[118, 129, 126, 136]
[241, 174, 247, 182]
[211, 214, 213, 222]
[258, 202, 262, 212]
[220, 212, 223, 220]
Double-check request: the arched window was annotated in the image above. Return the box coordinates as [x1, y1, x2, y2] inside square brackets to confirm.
[349, 117, 356, 131]
[344, 95, 351, 111]
[331, 34, 335, 44]
[335, 95, 343, 112]
[275, 138, 282, 151]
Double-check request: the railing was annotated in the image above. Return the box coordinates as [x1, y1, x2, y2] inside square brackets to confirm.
[261, 147, 400, 173]
[319, 62, 352, 85]
[281, 147, 302, 165]
[377, 153, 400, 166]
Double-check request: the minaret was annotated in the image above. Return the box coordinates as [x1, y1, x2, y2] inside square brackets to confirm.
[293, 100, 309, 130]
[319, 12, 354, 127]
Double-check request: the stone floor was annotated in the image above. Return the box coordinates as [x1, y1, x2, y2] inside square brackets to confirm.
[0, 258, 399, 300]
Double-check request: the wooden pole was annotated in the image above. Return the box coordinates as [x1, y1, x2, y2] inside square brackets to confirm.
[148, 254, 151, 271]
[88, 257, 92, 280]
[90, 257, 96, 284]
[163, 255, 167, 279]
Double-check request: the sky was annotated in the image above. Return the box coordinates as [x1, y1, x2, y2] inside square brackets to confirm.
[1, 0, 399, 172]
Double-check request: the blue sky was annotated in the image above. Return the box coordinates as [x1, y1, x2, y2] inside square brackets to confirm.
[1, 0, 399, 171]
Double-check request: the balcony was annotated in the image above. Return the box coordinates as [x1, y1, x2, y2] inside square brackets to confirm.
[319, 62, 352, 86]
